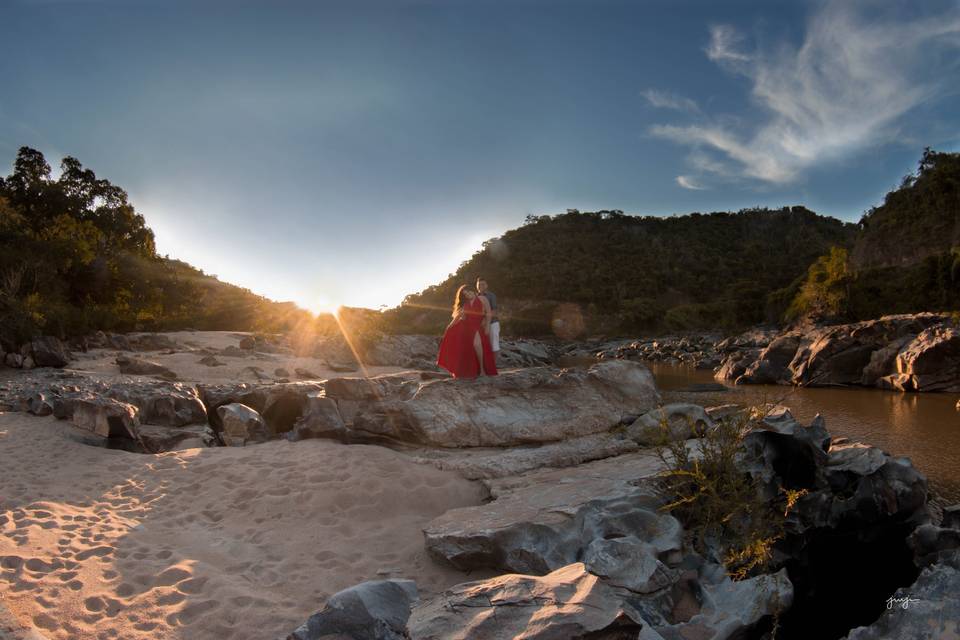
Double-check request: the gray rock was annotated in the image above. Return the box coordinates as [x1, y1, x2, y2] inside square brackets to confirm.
[294, 367, 320, 379]
[287, 393, 347, 441]
[105, 382, 207, 427]
[26, 393, 53, 417]
[714, 349, 760, 383]
[261, 382, 325, 435]
[274, 368, 290, 378]
[129, 333, 179, 351]
[583, 536, 678, 594]
[198, 383, 269, 431]
[21, 355, 35, 370]
[655, 568, 793, 640]
[71, 397, 141, 440]
[860, 335, 914, 386]
[30, 336, 69, 367]
[5, 352, 23, 368]
[287, 579, 418, 640]
[943, 504, 960, 529]
[407, 563, 651, 640]
[737, 334, 801, 384]
[105, 333, 132, 350]
[908, 523, 960, 568]
[844, 552, 960, 640]
[197, 355, 226, 367]
[116, 355, 177, 379]
[788, 314, 948, 387]
[878, 324, 960, 392]
[626, 403, 715, 446]
[138, 423, 216, 452]
[353, 361, 659, 448]
[409, 432, 641, 480]
[217, 403, 269, 446]
[424, 449, 686, 574]
[239, 336, 256, 350]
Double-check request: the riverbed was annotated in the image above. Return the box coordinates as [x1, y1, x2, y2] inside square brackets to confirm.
[649, 363, 960, 503]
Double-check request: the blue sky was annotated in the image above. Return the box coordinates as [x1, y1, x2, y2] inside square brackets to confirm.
[2, 0, 959, 310]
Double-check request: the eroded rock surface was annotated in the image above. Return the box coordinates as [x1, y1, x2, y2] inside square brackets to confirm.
[353, 361, 659, 448]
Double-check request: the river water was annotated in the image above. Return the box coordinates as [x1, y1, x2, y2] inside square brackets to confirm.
[647, 363, 960, 502]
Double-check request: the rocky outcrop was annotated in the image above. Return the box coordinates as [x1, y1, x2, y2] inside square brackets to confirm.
[878, 325, 960, 392]
[352, 361, 659, 448]
[737, 334, 802, 384]
[407, 564, 650, 640]
[716, 314, 957, 392]
[287, 579, 418, 640]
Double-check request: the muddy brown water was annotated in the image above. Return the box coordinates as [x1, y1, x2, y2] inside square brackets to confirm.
[647, 362, 960, 503]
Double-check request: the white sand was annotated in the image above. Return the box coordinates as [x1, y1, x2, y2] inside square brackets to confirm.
[0, 413, 490, 639]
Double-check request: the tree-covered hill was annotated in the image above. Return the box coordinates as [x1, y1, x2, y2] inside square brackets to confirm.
[783, 149, 960, 323]
[0, 147, 321, 347]
[385, 207, 856, 336]
[852, 149, 960, 270]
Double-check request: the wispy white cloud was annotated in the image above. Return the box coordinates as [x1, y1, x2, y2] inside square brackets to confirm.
[641, 89, 699, 113]
[705, 24, 751, 63]
[676, 175, 706, 190]
[654, 1, 960, 186]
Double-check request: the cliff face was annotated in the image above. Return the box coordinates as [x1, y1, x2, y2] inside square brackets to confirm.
[851, 149, 960, 271]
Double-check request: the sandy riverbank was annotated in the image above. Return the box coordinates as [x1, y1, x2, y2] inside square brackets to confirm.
[0, 413, 489, 639]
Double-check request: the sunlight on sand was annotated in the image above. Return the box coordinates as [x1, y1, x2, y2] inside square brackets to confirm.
[0, 413, 488, 639]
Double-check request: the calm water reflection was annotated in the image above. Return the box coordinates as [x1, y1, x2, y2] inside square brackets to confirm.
[649, 363, 960, 503]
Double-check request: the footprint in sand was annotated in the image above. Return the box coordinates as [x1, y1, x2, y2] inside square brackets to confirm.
[177, 576, 208, 594]
[75, 546, 112, 561]
[168, 600, 220, 626]
[31, 613, 59, 632]
[154, 566, 192, 586]
[25, 558, 61, 574]
[157, 590, 186, 606]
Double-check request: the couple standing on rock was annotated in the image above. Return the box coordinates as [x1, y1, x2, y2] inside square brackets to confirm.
[437, 277, 500, 379]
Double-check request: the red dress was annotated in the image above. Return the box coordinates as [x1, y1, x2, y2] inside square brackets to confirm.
[437, 297, 498, 378]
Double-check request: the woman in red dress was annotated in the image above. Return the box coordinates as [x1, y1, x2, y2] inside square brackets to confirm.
[437, 285, 498, 379]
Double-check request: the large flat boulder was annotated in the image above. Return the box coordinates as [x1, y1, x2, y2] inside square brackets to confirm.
[352, 361, 659, 448]
[423, 448, 687, 575]
[407, 563, 650, 640]
[408, 432, 641, 480]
